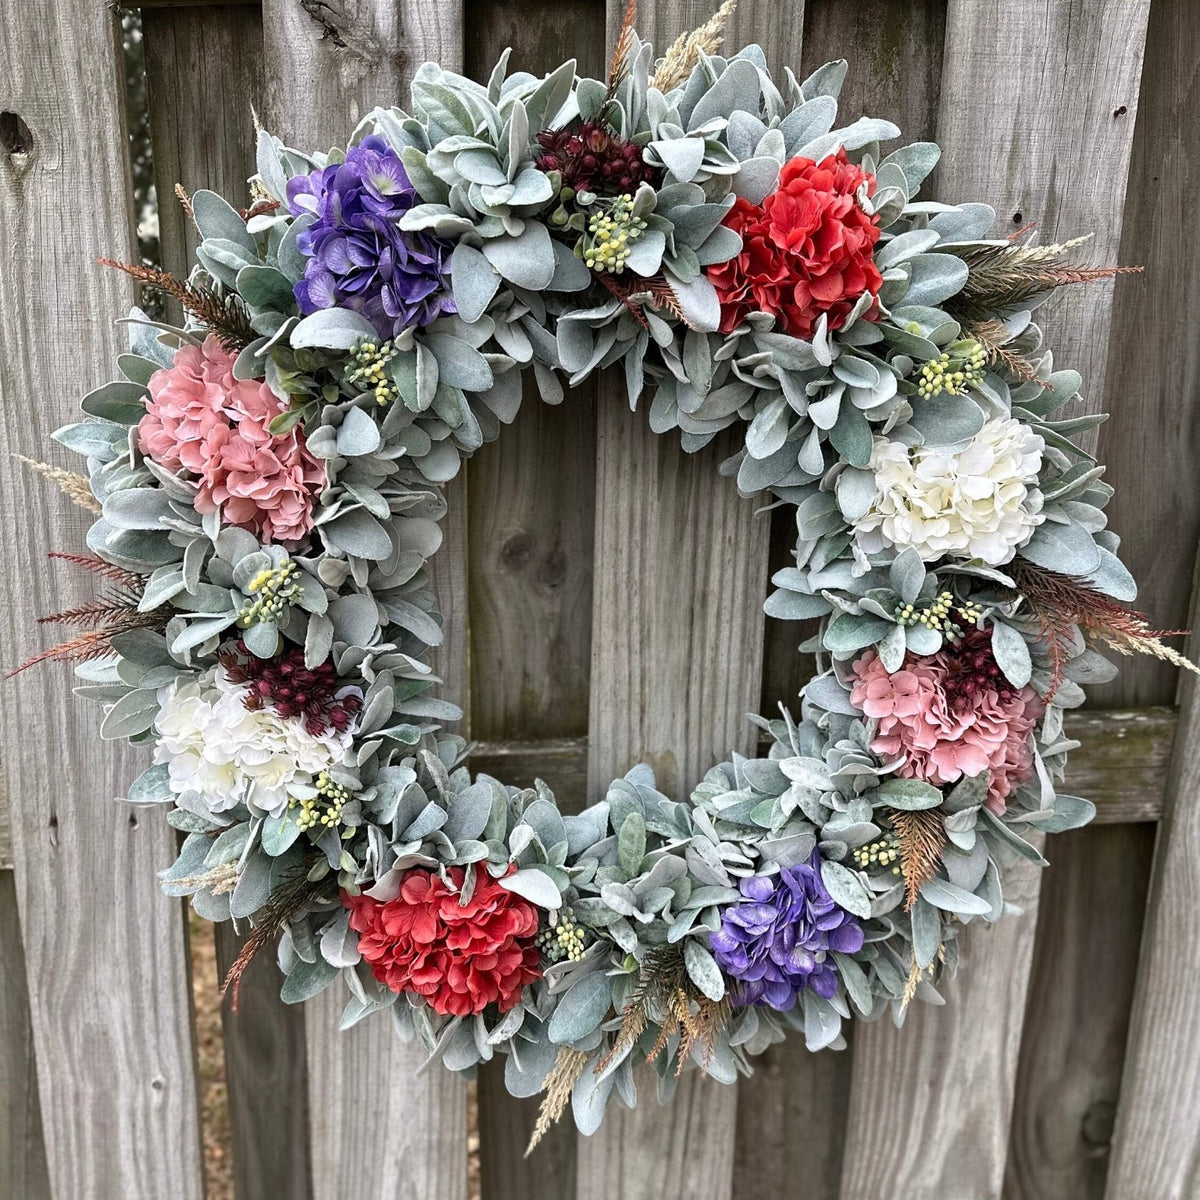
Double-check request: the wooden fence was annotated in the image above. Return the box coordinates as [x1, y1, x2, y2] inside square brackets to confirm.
[1, 0, 1198, 1197]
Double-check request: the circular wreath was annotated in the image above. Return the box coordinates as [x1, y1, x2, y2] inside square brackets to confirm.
[18, 13, 1190, 1142]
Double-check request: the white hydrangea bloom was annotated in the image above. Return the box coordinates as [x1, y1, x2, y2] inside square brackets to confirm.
[153, 666, 351, 818]
[853, 417, 1045, 565]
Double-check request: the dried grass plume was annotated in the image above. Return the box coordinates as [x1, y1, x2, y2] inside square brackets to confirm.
[652, 0, 739, 92]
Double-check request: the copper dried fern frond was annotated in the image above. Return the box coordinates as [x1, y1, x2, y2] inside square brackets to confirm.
[891, 808, 946, 912]
[7, 553, 162, 678]
[947, 237, 1141, 324]
[46, 552, 145, 592]
[1008, 560, 1195, 698]
[606, 0, 639, 99]
[99, 258, 256, 351]
[220, 870, 328, 1011]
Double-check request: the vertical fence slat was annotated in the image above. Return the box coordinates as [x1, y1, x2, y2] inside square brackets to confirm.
[837, 3, 1150, 1198]
[259, 3, 469, 1197]
[1003, 824, 1156, 1199]
[1091, 0, 1200, 707]
[1105, 569, 1200, 1195]
[579, 409, 769, 1200]
[464, 0, 604, 751]
[0, 872, 50, 1200]
[465, 3, 606, 1193]
[141, 12, 317, 1199]
[1004, 1, 1199, 1189]
[0, 3, 205, 1196]
[741, 7, 947, 1196]
[1101, 7, 1200, 1188]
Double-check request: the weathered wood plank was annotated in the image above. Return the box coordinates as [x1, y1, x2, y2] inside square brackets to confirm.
[142, 11, 313, 1198]
[0, 871, 51, 1200]
[583, 423, 772, 805]
[1003, 822, 1156, 1200]
[0, 4, 205, 1196]
[837, 4, 1151, 1197]
[1001, 1, 1193, 1190]
[1091, 0, 1200, 708]
[262, 0, 461, 147]
[464, 0, 602, 747]
[0, 782, 10, 870]
[462, 5, 606, 1186]
[1105, 555, 1200, 1197]
[467, 391, 596, 740]
[841, 850, 1046, 1199]
[260, 4, 470, 1198]
[468, 704, 1177, 827]
[577, 13, 780, 1196]
[144, 2, 266, 288]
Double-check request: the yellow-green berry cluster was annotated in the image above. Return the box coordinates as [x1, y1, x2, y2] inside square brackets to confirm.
[347, 339, 399, 406]
[894, 591, 984, 642]
[894, 590, 956, 631]
[915, 339, 987, 399]
[852, 833, 902, 874]
[291, 771, 353, 833]
[536, 911, 588, 963]
[239, 560, 300, 626]
[583, 194, 647, 274]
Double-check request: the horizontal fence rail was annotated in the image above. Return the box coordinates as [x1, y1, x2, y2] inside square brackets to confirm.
[1, 1, 1198, 1199]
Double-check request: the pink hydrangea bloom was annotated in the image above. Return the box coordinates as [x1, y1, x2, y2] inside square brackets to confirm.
[138, 337, 324, 545]
[850, 634, 1041, 814]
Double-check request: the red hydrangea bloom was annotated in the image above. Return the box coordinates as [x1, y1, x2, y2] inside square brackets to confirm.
[708, 150, 883, 339]
[138, 337, 325, 546]
[344, 867, 542, 1017]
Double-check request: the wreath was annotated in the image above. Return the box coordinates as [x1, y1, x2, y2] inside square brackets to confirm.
[15, 3, 1193, 1143]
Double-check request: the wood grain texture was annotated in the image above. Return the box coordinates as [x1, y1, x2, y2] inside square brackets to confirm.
[576, 8, 778, 1193]
[1003, 823, 1156, 1200]
[0, 4, 205, 1196]
[0, 871, 50, 1200]
[1091, 0, 1200, 707]
[838, 4, 1151, 1197]
[463, 0, 603, 745]
[260, 4, 470, 1197]
[214, 923, 314, 1200]
[144, 3, 266, 297]
[840, 850, 1046, 1200]
[262, 0, 463, 147]
[462, 5, 606, 1187]
[467, 374, 596, 741]
[998, 3, 1184, 1192]
[584, 418, 772, 806]
[143, 13, 313, 1198]
[1105, 559, 1200, 1199]
[734, 1035, 853, 1200]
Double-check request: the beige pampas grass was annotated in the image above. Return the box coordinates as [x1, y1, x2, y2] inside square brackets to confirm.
[14, 455, 102, 515]
[651, 0, 739, 93]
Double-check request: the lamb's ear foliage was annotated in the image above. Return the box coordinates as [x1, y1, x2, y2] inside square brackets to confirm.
[20, 1, 1174, 1141]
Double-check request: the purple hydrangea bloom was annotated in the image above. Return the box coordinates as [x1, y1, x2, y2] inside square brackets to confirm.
[286, 135, 455, 339]
[709, 852, 864, 1011]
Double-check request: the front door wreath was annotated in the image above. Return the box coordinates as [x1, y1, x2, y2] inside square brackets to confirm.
[16, 2, 1190, 1142]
